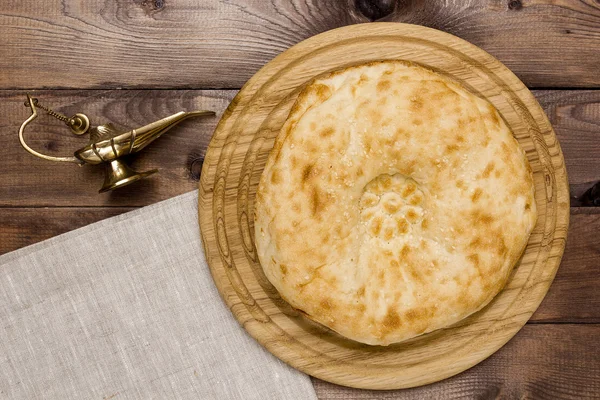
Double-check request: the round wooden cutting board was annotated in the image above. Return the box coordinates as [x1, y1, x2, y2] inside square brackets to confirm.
[198, 23, 569, 390]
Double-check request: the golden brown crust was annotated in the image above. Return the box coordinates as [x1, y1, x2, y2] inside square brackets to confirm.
[254, 61, 537, 345]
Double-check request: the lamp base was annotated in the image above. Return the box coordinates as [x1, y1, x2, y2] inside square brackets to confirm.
[99, 159, 157, 193]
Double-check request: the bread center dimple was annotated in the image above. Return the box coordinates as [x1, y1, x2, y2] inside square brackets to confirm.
[359, 173, 425, 241]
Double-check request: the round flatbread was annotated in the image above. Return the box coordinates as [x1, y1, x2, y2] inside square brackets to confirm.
[254, 61, 536, 345]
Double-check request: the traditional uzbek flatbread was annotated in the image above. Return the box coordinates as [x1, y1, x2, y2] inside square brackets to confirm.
[254, 61, 536, 345]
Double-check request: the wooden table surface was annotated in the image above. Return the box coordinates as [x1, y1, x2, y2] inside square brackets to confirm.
[1, 0, 599, 398]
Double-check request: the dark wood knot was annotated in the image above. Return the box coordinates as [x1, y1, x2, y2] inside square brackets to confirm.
[581, 181, 600, 207]
[355, 0, 396, 21]
[187, 153, 204, 182]
[139, 0, 164, 12]
[508, 0, 522, 10]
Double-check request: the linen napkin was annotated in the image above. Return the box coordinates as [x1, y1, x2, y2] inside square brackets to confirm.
[0, 191, 318, 400]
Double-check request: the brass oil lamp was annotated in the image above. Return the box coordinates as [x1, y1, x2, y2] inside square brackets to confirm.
[19, 95, 214, 192]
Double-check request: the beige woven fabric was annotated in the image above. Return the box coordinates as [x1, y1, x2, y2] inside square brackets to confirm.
[0, 191, 317, 400]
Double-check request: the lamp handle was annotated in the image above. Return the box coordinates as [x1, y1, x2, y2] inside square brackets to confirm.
[18, 94, 83, 164]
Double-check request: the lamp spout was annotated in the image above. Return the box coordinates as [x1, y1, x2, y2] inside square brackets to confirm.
[129, 110, 215, 153]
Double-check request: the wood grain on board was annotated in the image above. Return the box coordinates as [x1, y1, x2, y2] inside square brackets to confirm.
[312, 324, 600, 399]
[1, 0, 600, 89]
[197, 23, 569, 389]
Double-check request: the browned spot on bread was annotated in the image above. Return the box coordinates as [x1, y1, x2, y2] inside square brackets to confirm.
[495, 169, 502, 178]
[302, 164, 314, 184]
[370, 109, 382, 123]
[402, 183, 416, 197]
[413, 118, 423, 126]
[455, 287, 473, 309]
[456, 135, 465, 143]
[488, 104, 500, 125]
[421, 218, 428, 229]
[358, 74, 369, 85]
[384, 201, 399, 213]
[311, 187, 322, 216]
[410, 96, 424, 111]
[406, 209, 418, 223]
[292, 202, 301, 212]
[361, 194, 378, 208]
[290, 156, 297, 168]
[399, 160, 416, 175]
[381, 175, 392, 189]
[280, 264, 288, 275]
[482, 161, 495, 178]
[469, 237, 482, 249]
[397, 218, 409, 234]
[525, 201, 531, 210]
[395, 127, 410, 138]
[320, 298, 333, 311]
[467, 253, 480, 266]
[501, 142, 514, 166]
[495, 235, 509, 256]
[382, 309, 401, 330]
[357, 286, 366, 296]
[270, 169, 281, 184]
[467, 254, 483, 279]
[384, 227, 394, 241]
[409, 193, 423, 205]
[445, 144, 459, 153]
[406, 263, 424, 284]
[456, 180, 465, 189]
[320, 126, 335, 138]
[471, 188, 483, 203]
[382, 117, 394, 127]
[370, 216, 383, 236]
[377, 80, 391, 92]
[471, 209, 494, 226]
[357, 166, 364, 177]
[405, 308, 424, 323]
[400, 245, 410, 258]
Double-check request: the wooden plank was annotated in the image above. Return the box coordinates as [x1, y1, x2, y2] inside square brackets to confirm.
[530, 212, 600, 323]
[312, 324, 600, 399]
[2, 89, 598, 207]
[0, 207, 134, 254]
[0, 90, 235, 207]
[535, 90, 600, 200]
[1, 0, 600, 89]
